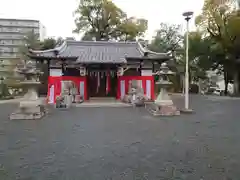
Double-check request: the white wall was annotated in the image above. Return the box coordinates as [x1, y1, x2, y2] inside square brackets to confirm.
[49, 69, 62, 76]
[141, 69, 152, 76]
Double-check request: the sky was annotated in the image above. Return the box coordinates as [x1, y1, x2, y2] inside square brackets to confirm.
[0, 0, 204, 40]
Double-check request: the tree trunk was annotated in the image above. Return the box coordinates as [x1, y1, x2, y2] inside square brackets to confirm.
[223, 68, 229, 96]
[198, 79, 202, 94]
[233, 70, 239, 95]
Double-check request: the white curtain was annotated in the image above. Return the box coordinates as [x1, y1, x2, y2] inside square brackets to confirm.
[120, 80, 125, 99]
[146, 80, 151, 99]
[79, 81, 85, 98]
[49, 85, 54, 104]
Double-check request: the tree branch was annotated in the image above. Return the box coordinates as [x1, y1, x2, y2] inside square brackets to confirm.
[207, 27, 221, 41]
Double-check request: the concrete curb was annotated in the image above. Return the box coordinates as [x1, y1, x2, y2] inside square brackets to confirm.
[0, 98, 24, 104]
[0, 97, 47, 104]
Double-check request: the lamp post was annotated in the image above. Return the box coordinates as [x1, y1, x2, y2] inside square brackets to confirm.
[182, 11, 194, 113]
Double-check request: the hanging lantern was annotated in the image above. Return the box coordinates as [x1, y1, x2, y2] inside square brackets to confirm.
[79, 66, 86, 76]
[117, 67, 123, 76]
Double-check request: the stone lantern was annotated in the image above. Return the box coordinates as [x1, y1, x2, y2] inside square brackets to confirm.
[10, 61, 47, 120]
[145, 63, 180, 116]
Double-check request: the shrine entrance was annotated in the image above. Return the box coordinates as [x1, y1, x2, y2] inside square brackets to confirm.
[86, 64, 118, 98]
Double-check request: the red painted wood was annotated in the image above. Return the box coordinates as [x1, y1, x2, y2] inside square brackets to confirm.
[47, 76, 87, 103]
[117, 77, 120, 100]
[48, 75, 155, 103]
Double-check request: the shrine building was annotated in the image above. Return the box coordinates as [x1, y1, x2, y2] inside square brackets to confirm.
[28, 40, 171, 104]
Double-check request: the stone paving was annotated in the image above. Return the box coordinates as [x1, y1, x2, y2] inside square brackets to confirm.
[0, 95, 240, 180]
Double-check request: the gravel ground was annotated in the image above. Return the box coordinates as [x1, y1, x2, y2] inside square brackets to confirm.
[0, 95, 240, 180]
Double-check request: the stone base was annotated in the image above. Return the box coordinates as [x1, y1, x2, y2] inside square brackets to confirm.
[180, 108, 194, 114]
[10, 112, 45, 120]
[55, 104, 67, 109]
[19, 99, 44, 108]
[132, 99, 145, 107]
[145, 102, 180, 116]
[10, 104, 47, 120]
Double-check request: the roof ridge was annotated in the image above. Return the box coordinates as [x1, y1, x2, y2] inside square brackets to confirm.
[66, 40, 138, 45]
[29, 41, 67, 54]
[0, 18, 39, 22]
[137, 41, 171, 56]
[28, 40, 139, 55]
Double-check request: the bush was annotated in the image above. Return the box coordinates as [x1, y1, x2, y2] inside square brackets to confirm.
[0, 96, 14, 100]
[0, 82, 10, 97]
[206, 87, 215, 94]
[189, 84, 199, 94]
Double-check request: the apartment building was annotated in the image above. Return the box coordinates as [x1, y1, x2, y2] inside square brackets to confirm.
[0, 18, 46, 78]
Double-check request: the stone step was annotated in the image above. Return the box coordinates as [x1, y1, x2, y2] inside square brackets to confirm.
[88, 97, 117, 102]
[75, 102, 131, 108]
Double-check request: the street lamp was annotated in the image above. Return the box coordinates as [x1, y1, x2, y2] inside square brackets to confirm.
[182, 11, 194, 113]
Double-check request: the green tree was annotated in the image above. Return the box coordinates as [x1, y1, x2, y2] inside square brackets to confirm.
[81, 31, 96, 41]
[117, 17, 148, 41]
[18, 30, 41, 62]
[149, 23, 183, 52]
[175, 31, 211, 93]
[148, 23, 184, 92]
[187, 31, 213, 81]
[149, 24, 211, 91]
[195, 0, 240, 94]
[40, 38, 57, 50]
[74, 0, 147, 41]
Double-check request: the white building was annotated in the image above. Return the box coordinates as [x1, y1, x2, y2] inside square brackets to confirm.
[207, 70, 234, 94]
[0, 18, 46, 78]
[39, 23, 47, 41]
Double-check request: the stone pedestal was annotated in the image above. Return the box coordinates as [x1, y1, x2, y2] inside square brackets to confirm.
[10, 99, 46, 120]
[155, 88, 173, 106]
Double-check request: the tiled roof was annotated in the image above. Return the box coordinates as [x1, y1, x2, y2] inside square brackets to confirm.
[29, 40, 171, 64]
